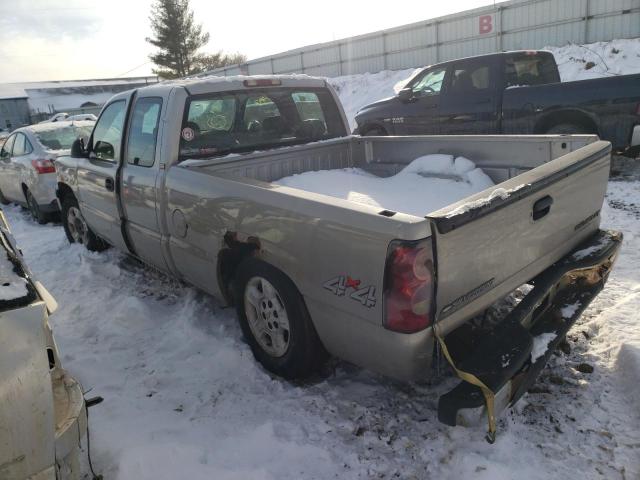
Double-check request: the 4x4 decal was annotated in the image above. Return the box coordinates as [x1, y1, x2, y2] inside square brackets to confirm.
[323, 275, 376, 308]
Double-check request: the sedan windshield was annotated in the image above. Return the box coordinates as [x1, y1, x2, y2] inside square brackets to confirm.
[179, 87, 346, 159]
[34, 125, 94, 150]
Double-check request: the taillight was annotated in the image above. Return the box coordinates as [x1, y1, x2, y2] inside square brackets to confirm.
[383, 238, 435, 333]
[31, 159, 56, 174]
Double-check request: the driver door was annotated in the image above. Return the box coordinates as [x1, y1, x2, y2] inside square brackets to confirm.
[75, 95, 132, 251]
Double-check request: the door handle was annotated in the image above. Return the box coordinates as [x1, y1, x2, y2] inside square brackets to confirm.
[475, 99, 492, 105]
[105, 178, 115, 192]
[532, 195, 553, 220]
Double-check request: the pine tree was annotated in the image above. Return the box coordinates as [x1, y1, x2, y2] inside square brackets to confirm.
[146, 0, 210, 79]
[194, 52, 247, 74]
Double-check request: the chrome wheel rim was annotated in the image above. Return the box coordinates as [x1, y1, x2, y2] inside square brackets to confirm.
[67, 206, 89, 244]
[244, 276, 290, 357]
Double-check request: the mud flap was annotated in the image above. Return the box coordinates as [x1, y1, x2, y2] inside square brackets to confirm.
[435, 229, 622, 442]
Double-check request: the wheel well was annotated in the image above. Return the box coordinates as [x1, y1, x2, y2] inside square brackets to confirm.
[534, 110, 599, 135]
[360, 123, 388, 136]
[56, 182, 75, 204]
[217, 232, 260, 305]
[21, 183, 28, 199]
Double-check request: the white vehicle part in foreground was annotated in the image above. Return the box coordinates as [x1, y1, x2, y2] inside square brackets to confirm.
[0, 212, 86, 480]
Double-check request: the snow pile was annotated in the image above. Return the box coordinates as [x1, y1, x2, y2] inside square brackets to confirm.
[560, 302, 580, 318]
[0, 253, 28, 301]
[548, 38, 640, 82]
[275, 154, 494, 216]
[328, 68, 418, 129]
[530, 333, 557, 363]
[444, 184, 528, 218]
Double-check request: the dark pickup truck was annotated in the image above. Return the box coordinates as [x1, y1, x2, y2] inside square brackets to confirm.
[355, 50, 640, 157]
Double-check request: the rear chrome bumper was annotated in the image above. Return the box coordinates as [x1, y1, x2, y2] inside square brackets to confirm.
[438, 229, 622, 430]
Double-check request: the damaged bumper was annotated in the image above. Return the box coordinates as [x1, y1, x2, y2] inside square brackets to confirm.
[437, 229, 622, 431]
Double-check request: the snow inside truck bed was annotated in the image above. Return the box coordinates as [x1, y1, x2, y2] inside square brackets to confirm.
[275, 154, 495, 217]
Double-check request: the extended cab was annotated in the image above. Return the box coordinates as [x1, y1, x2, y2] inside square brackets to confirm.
[55, 76, 621, 434]
[355, 50, 640, 158]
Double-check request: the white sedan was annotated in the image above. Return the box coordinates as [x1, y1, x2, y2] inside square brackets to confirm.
[0, 121, 93, 223]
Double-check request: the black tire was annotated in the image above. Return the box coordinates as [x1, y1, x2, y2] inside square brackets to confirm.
[25, 188, 48, 224]
[362, 126, 387, 136]
[60, 195, 108, 252]
[0, 188, 9, 206]
[233, 257, 326, 379]
[545, 123, 587, 135]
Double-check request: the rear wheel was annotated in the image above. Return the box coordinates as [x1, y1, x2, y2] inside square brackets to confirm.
[25, 188, 48, 224]
[61, 195, 108, 251]
[233, 257, 326, 379]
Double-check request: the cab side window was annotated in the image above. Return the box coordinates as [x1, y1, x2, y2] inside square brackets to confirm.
[450, 64, 491, 93]
[411, 67, 447, 97]
[91, 100, 126, 162]
[11, 133, 32, 157]
[1, 134, 16, 159]
[126, 97, 162, 167]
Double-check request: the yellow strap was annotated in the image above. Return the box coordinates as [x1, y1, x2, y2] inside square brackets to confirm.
[434, 323, 497, 443]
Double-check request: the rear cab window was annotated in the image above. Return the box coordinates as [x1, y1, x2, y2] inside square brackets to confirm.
[505, 52, 560, 87]
[179, 87, 346, 160]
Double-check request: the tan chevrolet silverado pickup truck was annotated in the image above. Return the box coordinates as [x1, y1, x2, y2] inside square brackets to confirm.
[54, 75, 621, 437]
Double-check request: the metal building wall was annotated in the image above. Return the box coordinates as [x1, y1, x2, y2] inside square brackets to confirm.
[204, 0, 640, 78]
[0, 98, 30, 130]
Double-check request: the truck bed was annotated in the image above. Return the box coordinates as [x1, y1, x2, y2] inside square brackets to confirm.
[181, 134, 597, 216]
[181, 133, 610, 337]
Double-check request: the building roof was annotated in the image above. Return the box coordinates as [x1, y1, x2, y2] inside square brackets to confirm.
[0, 76, 158, 112]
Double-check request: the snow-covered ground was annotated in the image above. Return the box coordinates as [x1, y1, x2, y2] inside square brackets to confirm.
[5, 37, 640, 479]
[5, 178, 639, 479]
[328, 38, 640, 129]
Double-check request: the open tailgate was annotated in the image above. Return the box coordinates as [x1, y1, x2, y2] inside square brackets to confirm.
[427, 140, 611, 331]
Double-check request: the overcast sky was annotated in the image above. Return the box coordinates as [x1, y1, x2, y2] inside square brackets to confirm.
[0, 0, 494, 83]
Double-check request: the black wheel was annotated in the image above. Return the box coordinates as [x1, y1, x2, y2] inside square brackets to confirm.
[0, 188, 9, 206]
[61, 195, 108, 251]
[233, 257, 326, 379]
[362, 126, 387, 136]
[25, 188, 48, 224]
[546, 124, 587, 135]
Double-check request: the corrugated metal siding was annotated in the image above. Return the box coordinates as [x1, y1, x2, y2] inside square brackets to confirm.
[203, 0, 640, 78]
[0, 98, 30, 130]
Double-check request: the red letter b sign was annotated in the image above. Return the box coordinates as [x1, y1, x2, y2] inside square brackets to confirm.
[479, 15, 493, 34]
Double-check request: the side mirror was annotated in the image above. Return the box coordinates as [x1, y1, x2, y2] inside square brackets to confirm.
[71, 137, 88, 158]
[93, 140, 114, 160]
[398, 87, 414, 102]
